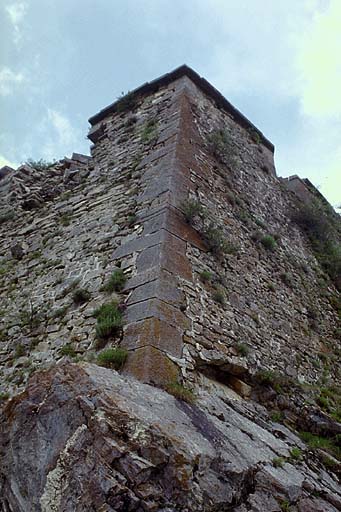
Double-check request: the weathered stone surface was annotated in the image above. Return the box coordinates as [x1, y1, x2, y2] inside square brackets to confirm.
[124, 346, 179, 385]
[112, 230, 164, 259]
[123, 317, 183, 357]
[127, 274, 184, 306]
[136, 238, 192, 280]
[142, 207, 207, 249]
[0, 363, 340, 511]
[125, 298, 190, 330]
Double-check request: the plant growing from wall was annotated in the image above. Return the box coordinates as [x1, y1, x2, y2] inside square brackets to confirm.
[14, 344, 25, 358]
[19, 298, 41, 331]
[102, 269, 127, 293]
[127, 213, 137, 227]
[72, 288, 91, 305]
[236, 343, 249, 357]
[60, 344, 77, 357]
[272, 457, 285, 468]
[97, 347, 128, 370]
[165, 381, 196, 403]
[279, 500, 291, 512]
[289, 447, 302, 461]
[140, 118, 158, 144]
[270, 411, 284, 422]
[260, 235, 277, 251]
[94, 301, 124, 343]
[299, 431, 341, 461]
[25, 158, 55, 171]
[248, 128, 261, 144]
[0, 210, 15, 225]
[199, 270, 212, 283]
[280, 272, 293, 288]
[181, 199, 204, 225]
[291, 200, 341, 290]
[125, 115, 137, 130]
[203, 223, 231, 255]
[116, 91, 138, 113]
[207, 129, 237, 168]
[255, 370, 295, 395]
[212, 287, 225, 305]
[59, 213, 72, 227]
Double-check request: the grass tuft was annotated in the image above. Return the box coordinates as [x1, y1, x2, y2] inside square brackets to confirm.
[72, 288, 91, 305]
[102, 269, 127, 293]
[97, 347, 128, 370]
[261, 235, 277, 251]
[94, 301, 124, 342]
[165, 382, 196, 403]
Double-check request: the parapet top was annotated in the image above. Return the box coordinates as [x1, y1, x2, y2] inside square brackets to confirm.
[88, 64, 274, 153]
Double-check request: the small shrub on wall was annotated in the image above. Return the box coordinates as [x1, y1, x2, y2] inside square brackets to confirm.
[291, 200, 341, 290]
[102, 269, 127, 292]
[261, 235, 277, 251]
[97, 347, 128, 370]
[207, 129, 237, 168]
[181, 199, 204, 225]
[94, 302, 124, 345]
[116, 91, 138, 113]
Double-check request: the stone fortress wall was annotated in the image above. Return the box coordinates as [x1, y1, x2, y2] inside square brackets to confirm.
[1, 66, 339, 398]
[0, 65, 340, 512]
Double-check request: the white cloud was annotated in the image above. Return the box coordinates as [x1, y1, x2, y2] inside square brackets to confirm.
[318, 148, 341, 208]
[39, 109, 80, 160]
[0, 67, 25, 96]
[296, 0, 341, 117]
[0, 154, 17, 169]
[47, 109, 76, 147]
[5, 1, 28, 45]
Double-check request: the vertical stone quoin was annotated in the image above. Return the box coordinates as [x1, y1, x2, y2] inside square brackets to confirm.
[109, 76, 205, 386]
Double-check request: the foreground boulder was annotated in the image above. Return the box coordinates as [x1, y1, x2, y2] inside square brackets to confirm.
[0, 363, 340, 511]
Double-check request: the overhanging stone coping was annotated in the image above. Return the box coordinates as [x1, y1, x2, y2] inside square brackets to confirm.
[88, 64, 274, 153]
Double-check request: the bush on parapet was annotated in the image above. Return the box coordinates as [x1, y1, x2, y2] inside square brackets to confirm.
[25, 158, 55, 171]
[291, 201, 341, 290]
[116, 91, 138, 113]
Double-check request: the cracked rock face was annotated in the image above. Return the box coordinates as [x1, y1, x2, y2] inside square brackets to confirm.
[0, 363, 340, 512]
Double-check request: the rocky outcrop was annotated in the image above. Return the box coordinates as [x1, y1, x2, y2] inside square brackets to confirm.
[1, 362, 340, 512]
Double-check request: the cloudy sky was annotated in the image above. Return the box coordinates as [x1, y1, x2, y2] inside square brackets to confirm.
[1, 0, 340, 208]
